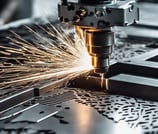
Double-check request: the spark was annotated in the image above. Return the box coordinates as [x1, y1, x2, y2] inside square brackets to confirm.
[105, 79, 109, 90]
[0, 23, 93, 96]
[100, 73, 104, 89]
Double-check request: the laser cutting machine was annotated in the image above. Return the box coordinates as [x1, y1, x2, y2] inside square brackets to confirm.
[1, 1, 158, 133]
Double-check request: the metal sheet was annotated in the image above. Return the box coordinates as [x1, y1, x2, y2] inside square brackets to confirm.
[26, 100, 141, 134]
[69, 73, 158, 101]
[11, 104, 61, 123]
[108, 74, 158, 101]
[0, 88, 34, 113]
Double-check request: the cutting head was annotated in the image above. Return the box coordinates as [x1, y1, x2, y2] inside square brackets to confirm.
[58, 0, 139, 74]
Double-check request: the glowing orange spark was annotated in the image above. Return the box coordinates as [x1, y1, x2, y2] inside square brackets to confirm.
[0, 24, 93, 95]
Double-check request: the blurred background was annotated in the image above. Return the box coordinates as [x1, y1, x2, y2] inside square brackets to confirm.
[0, 0, 59, 26]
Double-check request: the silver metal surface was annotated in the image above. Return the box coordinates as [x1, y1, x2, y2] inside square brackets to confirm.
[0, 103, 38, 121]
[1, 87, 158, 133]
[23, 100, 142, 134]
[11, 104, 61, 123]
